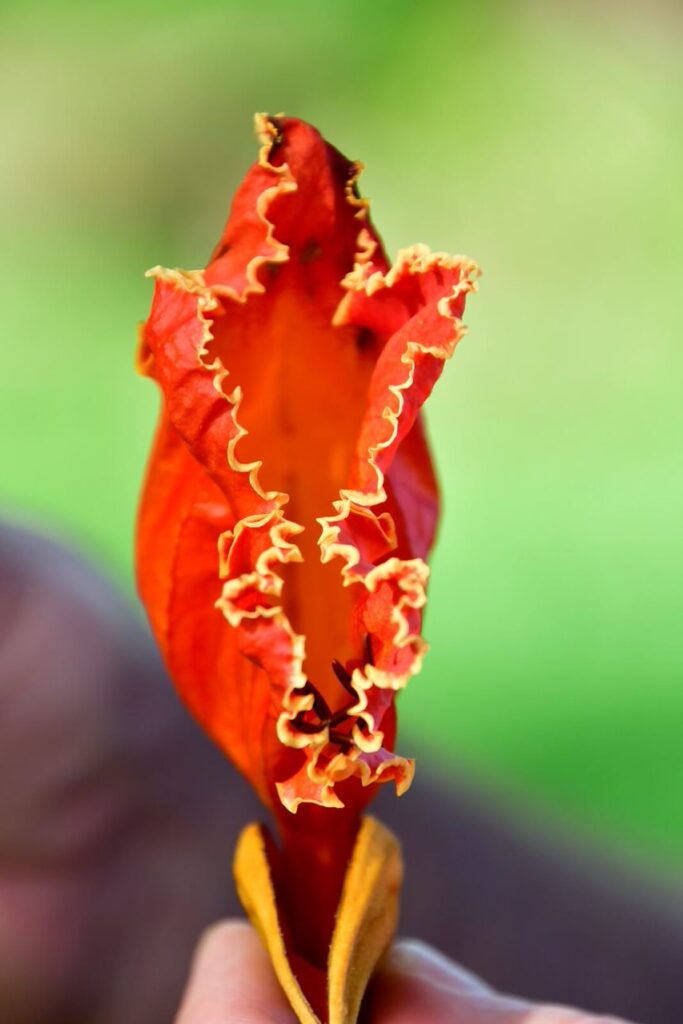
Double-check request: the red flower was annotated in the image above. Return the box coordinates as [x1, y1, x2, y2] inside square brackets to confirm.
[137, 113, 476, 815]
[136, 114, 477, 1021]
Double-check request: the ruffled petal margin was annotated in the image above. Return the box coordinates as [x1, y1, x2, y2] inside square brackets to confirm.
[276, 247, 479, 809]
[137, 114, 478, 814]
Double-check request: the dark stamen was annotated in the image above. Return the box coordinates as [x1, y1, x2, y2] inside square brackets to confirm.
[312, 693, 331, 721]
[364, 633, 375, 667]
[293, 718, 327, 735]
[331, 659, 356, 696]
[329, 729, 353, 750]
[301, 679, 331, 722]
[292, 657, 371, 748]
[328, 703, 356, 727]
[331, 658, 351, 686]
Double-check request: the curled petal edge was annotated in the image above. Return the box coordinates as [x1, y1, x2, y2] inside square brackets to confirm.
[139, 122, 477, 812]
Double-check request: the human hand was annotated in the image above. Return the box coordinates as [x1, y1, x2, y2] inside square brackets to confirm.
[175, 920, 637, 1024]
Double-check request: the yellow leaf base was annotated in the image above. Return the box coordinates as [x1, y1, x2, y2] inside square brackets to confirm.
[233, 815, 403, 1024]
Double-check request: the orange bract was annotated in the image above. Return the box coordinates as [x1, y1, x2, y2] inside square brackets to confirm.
[234, 816, 403, 1024]
[136, 114, 477, 819]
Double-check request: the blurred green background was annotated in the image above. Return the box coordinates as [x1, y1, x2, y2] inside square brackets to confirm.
[1, 0, 681, 870]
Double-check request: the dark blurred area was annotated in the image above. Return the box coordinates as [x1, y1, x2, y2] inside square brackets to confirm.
[0, 524, 681, 1023]
[1, 0, 682, 1019]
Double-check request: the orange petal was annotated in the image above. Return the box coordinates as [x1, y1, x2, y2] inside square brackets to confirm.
[135, 406, 281, 805]
[233, 816, 403, 1024]
[136, 115, 478, 816]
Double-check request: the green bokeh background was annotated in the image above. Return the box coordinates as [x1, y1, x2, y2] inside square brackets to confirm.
[2, 0, 681, 870]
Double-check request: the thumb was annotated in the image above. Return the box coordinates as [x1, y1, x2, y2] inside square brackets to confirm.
[174, 920, 296, 1024]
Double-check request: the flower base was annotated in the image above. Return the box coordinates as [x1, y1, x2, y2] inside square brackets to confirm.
[233, 816, 403, 1024]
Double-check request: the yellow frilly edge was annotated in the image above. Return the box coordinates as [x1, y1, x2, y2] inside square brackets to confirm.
[233, 816, 403, 1024]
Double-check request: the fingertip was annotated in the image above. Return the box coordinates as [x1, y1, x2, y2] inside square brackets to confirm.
[175, 919, 296, 1024]
[367, 938, 532, 1024]
[524, 1009, 638, 1024]
[381, 938, 493, 995]
[191, 919, 257, 968]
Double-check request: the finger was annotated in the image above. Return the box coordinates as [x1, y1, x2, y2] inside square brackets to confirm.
[370, 938, 531, 1022]
[367, 939, 637, 1024]
[174, 920, 296, 1024]
[524, 1009, 636, 1024]
[381, 939, 497, 995]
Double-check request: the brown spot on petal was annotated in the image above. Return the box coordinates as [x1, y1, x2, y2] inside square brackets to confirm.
[300, 239, 322, 264]
[355, 326, 375, 353]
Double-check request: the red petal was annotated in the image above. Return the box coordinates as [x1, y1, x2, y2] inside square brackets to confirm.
[136, 408, 283, 805]
[136, 116, 478, 817]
